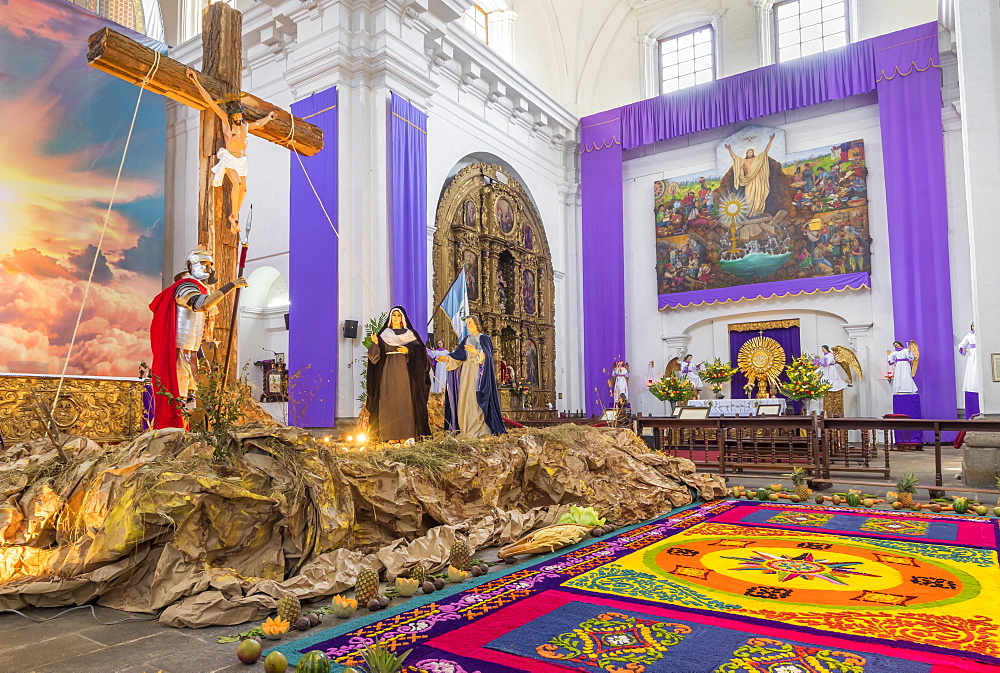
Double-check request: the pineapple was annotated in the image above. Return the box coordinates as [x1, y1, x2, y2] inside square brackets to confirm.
[359, 642, 411, 673]
[276, 595, 301, 625]
[408, 563, 426, 586]
[355, 567, 380, 604]
[790, 467, 810, 501]
[449, 540, 471, 571]
[896, 473, 919, 508]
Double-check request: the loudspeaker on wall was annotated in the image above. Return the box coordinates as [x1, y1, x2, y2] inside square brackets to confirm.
[343, 319, 359, 339]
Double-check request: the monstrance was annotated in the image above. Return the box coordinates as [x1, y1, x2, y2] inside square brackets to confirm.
[738, 336, 786, 398]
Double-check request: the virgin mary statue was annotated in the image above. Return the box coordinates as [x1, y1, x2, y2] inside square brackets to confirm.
[439, 315, 506, 437]
[365, 306, 431, 441]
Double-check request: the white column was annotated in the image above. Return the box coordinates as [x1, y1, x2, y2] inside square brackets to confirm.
[487, 10, 517, 63]
[638, 34, 659, 99]
[955, 0, 1000, 415]
[750, 0, 776, 67]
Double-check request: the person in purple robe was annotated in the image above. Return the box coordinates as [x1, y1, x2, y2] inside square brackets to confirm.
[439, 315, 506, 437]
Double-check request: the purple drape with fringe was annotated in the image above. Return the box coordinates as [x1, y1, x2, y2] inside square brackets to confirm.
[579, 22, 954, 419]
[874, 25, 956, 422]
[390, 93, 429, 336]
[581, 110, 625, 414]
[290, 88, 338, 427]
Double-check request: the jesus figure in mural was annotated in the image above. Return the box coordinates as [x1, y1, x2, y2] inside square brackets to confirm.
[726, 133, 776, 215]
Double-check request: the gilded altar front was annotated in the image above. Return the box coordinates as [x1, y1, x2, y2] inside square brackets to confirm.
[432, 163, 556, 409]
[0, 374, 147, 444]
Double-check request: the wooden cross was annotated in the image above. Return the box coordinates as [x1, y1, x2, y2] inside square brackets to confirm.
[86, 3, 324, 382]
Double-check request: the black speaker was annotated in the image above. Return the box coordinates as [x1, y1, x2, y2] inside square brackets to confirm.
[343, 319, 359, 339]
[284, 313, 289, 330]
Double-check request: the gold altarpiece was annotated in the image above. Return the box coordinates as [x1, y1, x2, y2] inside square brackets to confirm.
[432, 163, 556, 410]
[0, 374, 146, 444]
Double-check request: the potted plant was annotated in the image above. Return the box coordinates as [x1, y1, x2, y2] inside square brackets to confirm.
[648, 372, 695, 412]
[778, 355, 832, 414]
[700, 358, 739, 399]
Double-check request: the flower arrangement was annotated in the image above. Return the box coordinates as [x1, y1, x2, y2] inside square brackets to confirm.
[778, 354, 833, 401]
[647, 372, 695, 403]
[700, 358, 739, 399]
[511, 378, 532, 396]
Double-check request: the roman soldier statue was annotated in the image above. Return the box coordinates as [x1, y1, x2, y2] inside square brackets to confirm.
[148, 247, 248, 429]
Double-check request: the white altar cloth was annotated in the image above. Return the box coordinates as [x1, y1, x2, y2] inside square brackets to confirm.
[685, 398, 786, 417]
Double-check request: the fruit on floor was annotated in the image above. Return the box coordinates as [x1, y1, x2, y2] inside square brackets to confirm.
[331, 595, 357, 619]
[264, 651, 288, 673]
[952, 497, 970, 514]
[276, 595, 302, 626]
[896, 473, 919, 508]
[294, 616, 311, 631]
[449, 540, 471, 571]
[409, 563, 427, 586]
[395, 577, 419, 597]
[262, 617, 290, 639]
[355, 568, 380, 605]
[237, 638, 262, 664]
[295, 650, 332, 673]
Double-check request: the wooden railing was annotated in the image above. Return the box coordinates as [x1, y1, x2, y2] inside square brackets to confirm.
[635, 414, 1000, 495]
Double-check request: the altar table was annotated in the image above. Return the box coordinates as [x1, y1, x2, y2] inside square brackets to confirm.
[686, 398, 786, 417]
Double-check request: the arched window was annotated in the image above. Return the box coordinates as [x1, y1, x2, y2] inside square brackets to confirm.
[457, 0, 516, 62]
[774, 0, 850, 62]
[460, 4, 489, 44]
[640, 11, 725, 99]
[658, 25, 715, 94]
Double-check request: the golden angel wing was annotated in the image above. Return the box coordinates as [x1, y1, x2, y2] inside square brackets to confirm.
[831, 345, 863, 384]
[664, 357, 680, 378]
[909, 340, 920, 377]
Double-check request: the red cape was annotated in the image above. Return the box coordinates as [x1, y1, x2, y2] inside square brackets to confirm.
[149, 277, 206, 429]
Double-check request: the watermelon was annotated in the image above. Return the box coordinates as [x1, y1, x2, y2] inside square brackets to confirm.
[757, 488, 770, 501]
[295, 650, 331, 673]
[952, 498, 970, 514]
[845, 492, 861, 507]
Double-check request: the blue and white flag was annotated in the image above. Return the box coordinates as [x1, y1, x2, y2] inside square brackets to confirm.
[440, 269, 470, 339]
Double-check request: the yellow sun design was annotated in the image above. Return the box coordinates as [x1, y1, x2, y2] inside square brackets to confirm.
[717, 192, 749, 225]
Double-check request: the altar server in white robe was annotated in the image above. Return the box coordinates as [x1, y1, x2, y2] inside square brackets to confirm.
[958, 324, 979, 395]
[428, 339, 449, 393]
[888, 341, 918, 394]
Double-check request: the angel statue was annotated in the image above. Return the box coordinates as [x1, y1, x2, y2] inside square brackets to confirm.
[887, 340, 919, 395]
[611, 361, 630, 401]
[665, 354, 704, 398]
[817, 345, 862, 417]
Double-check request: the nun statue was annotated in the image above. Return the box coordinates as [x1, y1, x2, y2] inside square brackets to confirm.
[888, 341, 918, 394]
[365, 306, 431, 441]
[438, 315, 506, 437]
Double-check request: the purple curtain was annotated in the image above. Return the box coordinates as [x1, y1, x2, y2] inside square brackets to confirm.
[659, 272, 870, 309]
[581, 110, 625, 414]
[289, 88, 338, 427]
[874, 26, 955, 422]
[578, 22, 955, 418]
[621, 40, 876, 149]
[729, 327, 801, 407]
[390, 93, 429, 335]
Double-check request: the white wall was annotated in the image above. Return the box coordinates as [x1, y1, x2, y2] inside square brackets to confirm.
[620, 94, 968, 418]
[163, 0, 581, 422]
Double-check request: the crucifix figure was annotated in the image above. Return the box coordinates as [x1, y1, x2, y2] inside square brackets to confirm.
[187, 69, 275, 232]
[86, 3, 324, 382]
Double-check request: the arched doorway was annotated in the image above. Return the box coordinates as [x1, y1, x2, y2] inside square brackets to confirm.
[432, 162, 556, 410]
